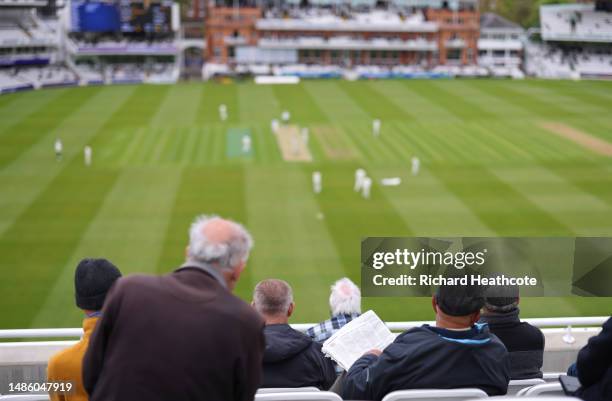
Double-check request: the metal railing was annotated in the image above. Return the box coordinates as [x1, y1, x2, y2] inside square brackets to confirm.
[0, 316, 607, 340]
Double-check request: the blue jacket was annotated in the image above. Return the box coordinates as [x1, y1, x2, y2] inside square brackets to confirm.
[342, 324, 510, 401]
[576, 317, 612, 401]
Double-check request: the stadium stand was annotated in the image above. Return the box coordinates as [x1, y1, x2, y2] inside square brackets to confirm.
[527, 3, 612, 79]
[477, 13, 525, 78]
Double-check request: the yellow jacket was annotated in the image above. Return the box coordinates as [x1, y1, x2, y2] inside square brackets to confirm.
[47, 317, 98, 401]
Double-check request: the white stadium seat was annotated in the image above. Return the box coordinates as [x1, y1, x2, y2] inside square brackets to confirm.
[507, 379, 546, 395]
[0, 395, 50, 401]
[469, 395, 582, 401]
[542, 372, 564, 382]
[255, 391, 341, 401]
[516, 382, 564, 397]
[257, 387, 321, 394]
[381, 388, 488, 401]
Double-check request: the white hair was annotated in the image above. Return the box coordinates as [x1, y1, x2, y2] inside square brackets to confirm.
[329, 277, 361, 316]
[253, 279, 293, 316]
[187, 214, 253, 270]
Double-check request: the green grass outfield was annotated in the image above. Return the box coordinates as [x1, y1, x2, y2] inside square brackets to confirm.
[1, 79, 611, 330]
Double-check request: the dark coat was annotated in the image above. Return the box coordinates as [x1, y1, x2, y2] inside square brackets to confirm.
[576, 316, 612, 401]
[480, 309, 545, 379]
[261, 324, 337, 390]
[342, 324, 510, 401]
[83, 267, 265, 401]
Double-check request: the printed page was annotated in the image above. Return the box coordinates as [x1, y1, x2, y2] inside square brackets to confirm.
[321, 310, 395, 370]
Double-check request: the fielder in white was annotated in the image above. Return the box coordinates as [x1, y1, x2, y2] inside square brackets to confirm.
[84, 146, 92, 166]
[312, 171, 322, 194]
[219, 104, 227, 121]
[372, 119, 381, 137]
[242, 135, 251, 154]
[362, 176, 372, 199]
[271, 119, 280, 134]
[354, 168, 366, 192]
[281, 110, 291, 123]
[411, 156, 420, 176]
[54, 138, 63, 161]
[301, 127, 309, 145]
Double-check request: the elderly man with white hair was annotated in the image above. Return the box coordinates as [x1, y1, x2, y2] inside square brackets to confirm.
[83, 215, 265, 401]
[253, 279, 336, 390]
[306, 277, 362, 344]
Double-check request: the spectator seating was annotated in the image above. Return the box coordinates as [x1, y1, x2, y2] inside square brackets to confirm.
[255, 391, 341, 401]
[516, 382, 564, 397]
[381, 388, 488, 401]
[507, 379, 546, 395]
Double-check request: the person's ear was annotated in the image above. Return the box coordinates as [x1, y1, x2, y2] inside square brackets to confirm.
[184, 246, 189, 259]
[516, 296, 520, 305]
[431, 295, 438, 314]
[287, 302, 295, 318]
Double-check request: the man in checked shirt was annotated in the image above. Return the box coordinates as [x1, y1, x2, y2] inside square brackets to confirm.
[306, 277, 362, 345]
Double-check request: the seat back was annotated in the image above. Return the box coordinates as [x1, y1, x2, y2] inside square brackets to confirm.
[507, 379, 545, 395]
[542, 372, 564, 382]
[516, 382, 564, 397]
[0, 395, 50, 401]
[255, 391, 342, 401]
[257, 387, 321, 394]
[381, 388, 489, 401]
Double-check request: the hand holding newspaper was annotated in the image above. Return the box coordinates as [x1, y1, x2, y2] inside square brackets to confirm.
[321, 310, 395, 371]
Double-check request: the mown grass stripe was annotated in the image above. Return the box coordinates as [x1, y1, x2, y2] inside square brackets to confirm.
[0, 159, 120, 328]
[0, 87, 101, 169]
[338, 80, 411, 121]
[478, 81, 579, 119]
[0, 89, 66, 139]
[432, 165, 573, 235]
[408, 81, 496, 121]
[30, 167, 182, 327]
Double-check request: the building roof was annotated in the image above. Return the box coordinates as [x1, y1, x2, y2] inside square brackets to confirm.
[480, 12, 523, 31]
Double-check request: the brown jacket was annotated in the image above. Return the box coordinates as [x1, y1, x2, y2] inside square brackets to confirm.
[83, 266, 265, 401]
[47, 317, 98, 401]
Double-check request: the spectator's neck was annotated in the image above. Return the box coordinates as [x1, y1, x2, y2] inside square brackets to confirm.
[263, 315, 289, 325]
[435, 314, 473, 330]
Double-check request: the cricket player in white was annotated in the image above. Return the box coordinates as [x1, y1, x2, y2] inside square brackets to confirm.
[411, 156, 420, 176]
[84, 146, 92, 166]
[281, 110, 290, 123]
[54, 138, 63, 161]
[312, 171, 322, 194]
[219, 104, 227, 121]
[271, 119, 280, 134]
[242, 135, 251, 153]
[372, 119, 381, 137]
[362, 176, 372, 199]
[301, 127, 309, 145]
[354, 168, 366, 192]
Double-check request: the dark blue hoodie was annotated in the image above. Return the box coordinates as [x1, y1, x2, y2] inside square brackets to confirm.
[261, 324, 337, 390]
[342, 323, 510, 400]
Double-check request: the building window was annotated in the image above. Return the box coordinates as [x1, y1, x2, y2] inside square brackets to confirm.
[446, 49, 461, 60]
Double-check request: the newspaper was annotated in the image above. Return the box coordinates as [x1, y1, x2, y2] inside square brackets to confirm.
[321, 310, 395, 371]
